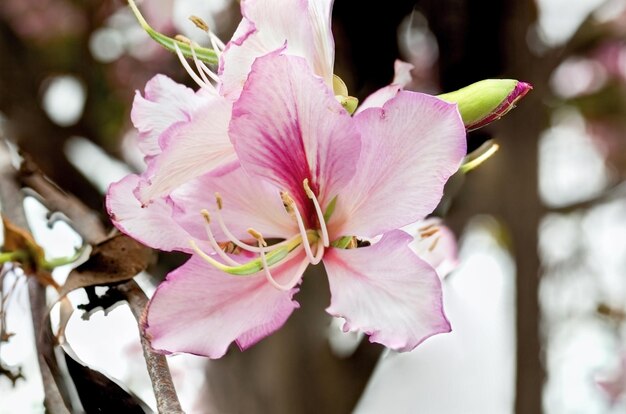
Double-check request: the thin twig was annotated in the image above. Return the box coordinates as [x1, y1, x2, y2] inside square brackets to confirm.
[117, 281, 183, 414]
[14, 147, 183, 413]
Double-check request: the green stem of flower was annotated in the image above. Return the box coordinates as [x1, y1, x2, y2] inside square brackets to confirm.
[0, 250, 28, 264]
[127, 0, 219, 65]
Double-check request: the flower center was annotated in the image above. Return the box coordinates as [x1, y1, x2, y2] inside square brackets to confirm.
[189, 179, 331, 291]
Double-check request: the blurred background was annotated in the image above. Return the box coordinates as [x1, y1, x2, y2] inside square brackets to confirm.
[2, 0, 626, 413]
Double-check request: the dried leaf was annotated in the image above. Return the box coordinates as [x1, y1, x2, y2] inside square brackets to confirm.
[59, 234, 154, 297]
[63, 348, 150, 413]
[1, 216, 45, 273]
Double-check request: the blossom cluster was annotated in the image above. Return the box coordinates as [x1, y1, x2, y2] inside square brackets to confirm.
[107, 0, 526, 358]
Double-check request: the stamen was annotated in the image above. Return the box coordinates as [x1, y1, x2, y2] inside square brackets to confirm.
[420, 227, 440, 238]
[213, 193, 299, 254]
[281, 191, 319, 264]
[303, 179, 329, 247]
[252, 231, 309, 291]
[189, 42, 216, 87]
[189, 239, 231, 272]
[200, 210, 240, 266]
[189, 15, 209, 32]
[187, 15, 225, 52]
[218, 241, 240, 254]
[428, 236, 441, 252]
[265, 249, 310, 291]
[310, 238, 324, 265]
[174, 43, 212, 91]
[418, 223, 437, 232]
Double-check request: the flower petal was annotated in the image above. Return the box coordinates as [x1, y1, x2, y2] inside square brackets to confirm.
[145, 252, 307, 358]
[356, 60, 414, 113]
[230, 52, 360, 213]
[106, 174, 196, 252]
[131, 74, 208, 158]
[329, 91, 466, 239]
[169, 165, 297, 242]
[219, 0, 335, 98]
[137, 96, 237, 202]
[324, 230, 451, 351]
[405, 218, 459, 278]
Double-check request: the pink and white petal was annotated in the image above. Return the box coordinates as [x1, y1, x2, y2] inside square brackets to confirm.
[106, 174, 196, 253]
[131, 75, 208, 157]
[144, 251, 308, 358]
[170, 166, 297, 242]
[231, 52, 360, 212]
[219, 0, 335, 99]
[137, 97, 237, 203]
[329, 91, 466, 239]
[355, 84, 402, 114]
[392, 59, 414, 86]
[324, 230, 451, 352]
[356, 60, 414, 113]
[405, 218, 459, 278]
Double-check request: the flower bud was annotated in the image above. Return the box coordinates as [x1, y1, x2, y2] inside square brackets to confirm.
[438, 79, 532, 131]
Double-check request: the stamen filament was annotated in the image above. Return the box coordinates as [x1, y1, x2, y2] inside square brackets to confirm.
[190, 239, 294, 276]
[189, 44, 215, 87]
[263, 246, 310, 291]
[213, 193, 312, 254]
[200, 210, 240, 266]
[282, 192, 318, 264]
[303, 179, 329, 247]
[174, 43, 215, 92]
[310, 238, 324, 265]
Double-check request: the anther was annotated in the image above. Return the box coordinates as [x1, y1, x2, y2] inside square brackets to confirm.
[189, 15, 209, 32]
[215, 192, 223, 210]
[280, 191, 295, 215]
[199, 210, 240, 266]
[175, 34, 192, 44]
[247, 228, 267, 247]
[420, 227, 440, 238]
[201, 209, 211, 223]
[428, 236, 441, 252]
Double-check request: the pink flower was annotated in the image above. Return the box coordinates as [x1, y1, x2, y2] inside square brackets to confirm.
[108, 51, 466, 358]
[127, 0, 336, 204]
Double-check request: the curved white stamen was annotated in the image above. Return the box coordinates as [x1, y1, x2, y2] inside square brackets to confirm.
[189, 239, 230, 271]
[262, 246, 310, 291]
[207, 31, 224, 54]
[209, 31, 226, 51]
[197, 59, 220, 83]
[200, 210, 240, 266]
[286, 196, 318, 264]
[174, 43, 214, 92]
[213, 194, 297, 254]
[303, 179, 329, 247]
[310, 238, 324, 265]
[189, 43, 220, 83]
[189, 45, 214, 87]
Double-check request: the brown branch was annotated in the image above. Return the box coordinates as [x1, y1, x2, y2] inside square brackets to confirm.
[18, 154, 107, 245]
[12, 146, 182, 413]
[117, 281, 183, 414]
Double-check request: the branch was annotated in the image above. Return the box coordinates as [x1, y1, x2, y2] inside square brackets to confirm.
[117, 281, 183, 413]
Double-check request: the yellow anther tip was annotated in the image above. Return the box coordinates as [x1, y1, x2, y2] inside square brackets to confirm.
[200, 209, 211, 223]
[302, 178, 314, 198]
[215, 192, 223, 210]
[174, 34, 192, 45]
[189, 15, 209, 32]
